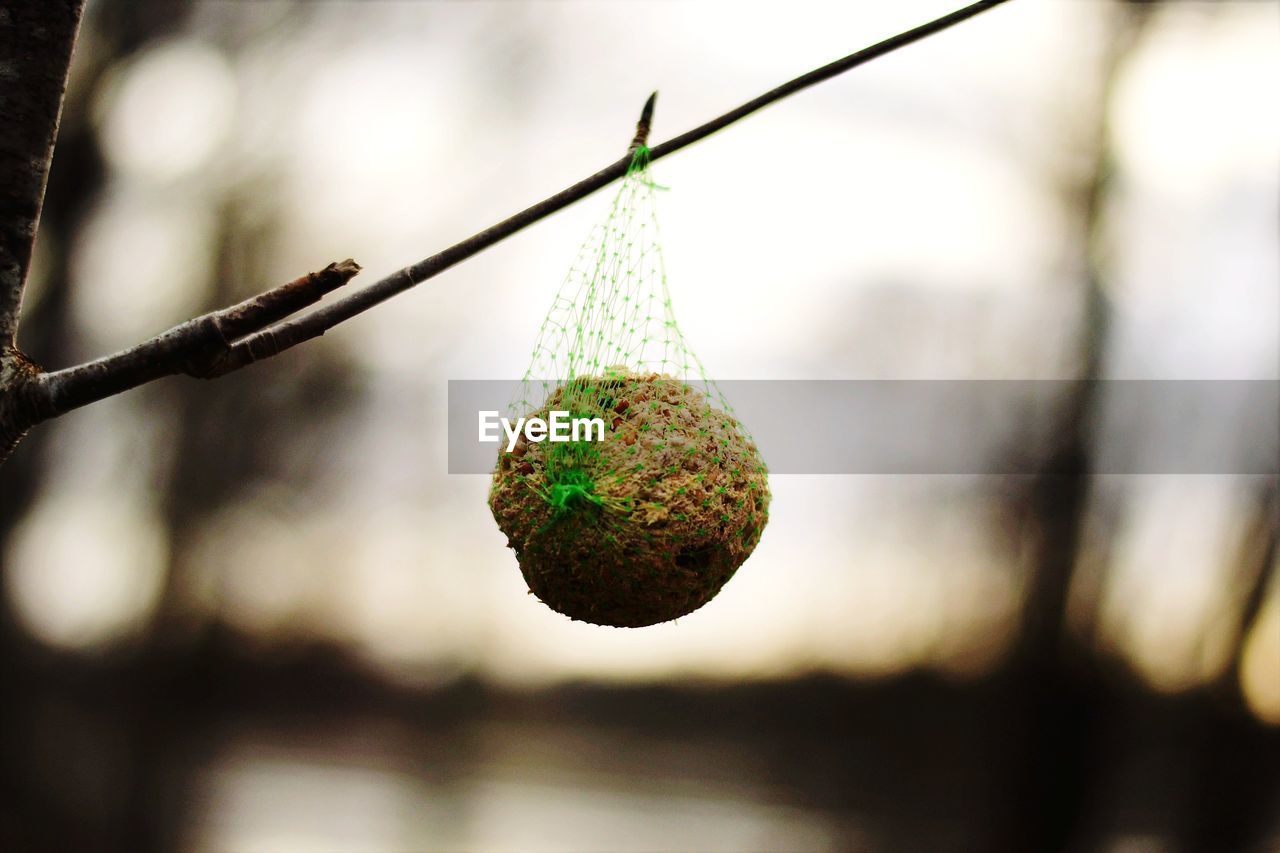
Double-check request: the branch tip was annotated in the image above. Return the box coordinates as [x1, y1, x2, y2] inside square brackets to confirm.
[329, 258, 362, 278]
[631, 91, 658, 151]
[312, 258, 362, 292]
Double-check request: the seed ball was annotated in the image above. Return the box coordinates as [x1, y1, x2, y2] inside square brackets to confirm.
[489, 369, 770, 628]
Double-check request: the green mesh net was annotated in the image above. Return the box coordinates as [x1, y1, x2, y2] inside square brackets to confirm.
[489, 145, 770, 628]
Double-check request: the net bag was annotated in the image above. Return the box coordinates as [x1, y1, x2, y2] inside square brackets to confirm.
[489, 139, 770, 628]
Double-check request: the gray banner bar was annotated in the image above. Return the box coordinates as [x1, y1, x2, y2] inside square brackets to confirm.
[448, 380, 1279, 475]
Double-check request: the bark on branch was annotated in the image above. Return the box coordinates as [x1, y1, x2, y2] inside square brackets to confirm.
[0, 0, 1013, 463]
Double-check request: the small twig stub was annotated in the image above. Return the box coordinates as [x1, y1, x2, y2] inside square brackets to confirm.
[630, 91, 658, 152]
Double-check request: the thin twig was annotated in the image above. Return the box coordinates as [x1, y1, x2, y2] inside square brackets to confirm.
[649, 0, 1013, 161]
[24, 0, 1012, 427]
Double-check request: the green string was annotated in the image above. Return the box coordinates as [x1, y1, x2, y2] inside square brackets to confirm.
[627, 145, 668, 191]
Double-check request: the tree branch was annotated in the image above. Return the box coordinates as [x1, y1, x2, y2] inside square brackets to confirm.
[201, 0, 1014, 378]
[38, 259, 361, 412]
[1, 0, 1013, 459]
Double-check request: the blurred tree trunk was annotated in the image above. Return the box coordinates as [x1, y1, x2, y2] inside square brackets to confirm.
[993, 4, 1152, 851]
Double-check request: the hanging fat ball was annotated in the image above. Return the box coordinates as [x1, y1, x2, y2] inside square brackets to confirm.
[490, 368, 769, 627]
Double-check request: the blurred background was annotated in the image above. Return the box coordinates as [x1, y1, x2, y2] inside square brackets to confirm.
[1, 0, 1277, 850]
